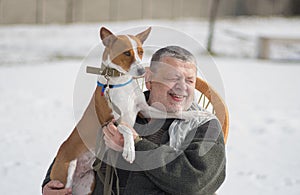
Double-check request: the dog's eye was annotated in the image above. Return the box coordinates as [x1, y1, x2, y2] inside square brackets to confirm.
[138, 50, 144, 55]
[123, 51, 131, 56]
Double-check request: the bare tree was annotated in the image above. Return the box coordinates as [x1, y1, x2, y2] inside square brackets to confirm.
[36, 0, 41, 23]
[36, 0, 46, 24]
[291, 0, 300, 15]
[207, 0, 220, 54]
[0, 0, 3, 24]
[66, 0, 74, 23]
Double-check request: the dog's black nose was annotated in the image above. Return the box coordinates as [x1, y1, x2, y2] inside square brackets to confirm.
[113, 121, 119, 126]
[138, 68, 145, 75]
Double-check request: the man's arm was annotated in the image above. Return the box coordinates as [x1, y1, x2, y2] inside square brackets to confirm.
[135, 119, 226, 194]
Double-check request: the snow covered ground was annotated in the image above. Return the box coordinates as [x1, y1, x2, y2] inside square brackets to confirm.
[0, 17, 300, 194]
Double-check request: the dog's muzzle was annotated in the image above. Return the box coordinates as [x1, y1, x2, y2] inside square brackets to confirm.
[129, 63, 146, 77]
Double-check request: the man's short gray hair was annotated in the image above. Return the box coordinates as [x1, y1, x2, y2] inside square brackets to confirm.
[150, 46, 197, 72]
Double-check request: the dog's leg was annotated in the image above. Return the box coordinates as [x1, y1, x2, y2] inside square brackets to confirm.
[117, 124, 135, 163]
[66, 159, 77, 188]
[50, 94, 101, 188]
[50, 128, 91, 185]
[107, 93, 137, 163]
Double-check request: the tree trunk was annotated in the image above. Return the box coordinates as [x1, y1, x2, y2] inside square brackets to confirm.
[66, 0, 74, 23]
[207, 0, 220, 54]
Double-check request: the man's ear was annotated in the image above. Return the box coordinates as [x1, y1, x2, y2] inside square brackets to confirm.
[100, 27, 117, 47]
[135, 27, 151, 44]
[145, 67, 152, 90]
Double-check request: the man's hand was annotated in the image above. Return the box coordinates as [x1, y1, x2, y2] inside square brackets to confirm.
[42, 180, 72, 195]
[103, 120, 138, 151]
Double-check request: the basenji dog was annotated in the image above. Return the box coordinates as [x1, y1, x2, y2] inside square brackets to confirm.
[50, 27, 198, 195]
[49, 27, 153, 195]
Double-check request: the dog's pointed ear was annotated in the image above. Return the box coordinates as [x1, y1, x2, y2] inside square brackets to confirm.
[100, 27, 117, 47]
[135, 27, 151, 44]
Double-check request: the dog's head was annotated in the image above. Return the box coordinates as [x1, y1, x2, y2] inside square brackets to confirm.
[100, 27, 151, 77]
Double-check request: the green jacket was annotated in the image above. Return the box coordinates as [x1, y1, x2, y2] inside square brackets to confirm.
[43, 117, 226, 195]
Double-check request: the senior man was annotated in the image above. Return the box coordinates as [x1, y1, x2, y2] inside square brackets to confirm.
[42, 46, 226, 195]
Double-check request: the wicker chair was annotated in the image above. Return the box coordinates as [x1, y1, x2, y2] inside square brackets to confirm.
[195, 77, 229, 143]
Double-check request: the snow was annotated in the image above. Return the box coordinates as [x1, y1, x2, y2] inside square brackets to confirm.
[0, 17, 300, 194]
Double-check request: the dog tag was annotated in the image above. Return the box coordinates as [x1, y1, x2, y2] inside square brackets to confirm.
[86, 66, 102, 75]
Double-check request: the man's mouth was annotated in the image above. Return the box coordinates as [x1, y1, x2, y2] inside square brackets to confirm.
[168, 92, 186, 102]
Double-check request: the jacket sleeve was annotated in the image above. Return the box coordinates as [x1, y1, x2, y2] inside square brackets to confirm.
[134, 119, 226, 195]
[41, 159, 55, 189]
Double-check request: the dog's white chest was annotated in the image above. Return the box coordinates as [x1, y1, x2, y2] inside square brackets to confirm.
[98, 76, 144, 125]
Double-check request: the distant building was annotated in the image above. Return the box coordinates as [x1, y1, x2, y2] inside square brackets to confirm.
[0, 0, 298, 24]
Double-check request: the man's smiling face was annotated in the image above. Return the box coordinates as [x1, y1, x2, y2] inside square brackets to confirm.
[148, 56, 196, 113]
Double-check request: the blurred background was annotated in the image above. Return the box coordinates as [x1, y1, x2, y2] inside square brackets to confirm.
[0, 0, 299, 24]
[0, 0, 300, 195]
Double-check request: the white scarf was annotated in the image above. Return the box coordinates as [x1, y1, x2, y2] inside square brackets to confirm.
[168, 102, 217, 151]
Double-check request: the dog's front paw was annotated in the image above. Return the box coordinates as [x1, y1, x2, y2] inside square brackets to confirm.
[122, 135, 135, 163]
[118, 125, 135, 163]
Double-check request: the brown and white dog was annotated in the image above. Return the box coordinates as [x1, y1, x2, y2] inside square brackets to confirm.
[50, 27, 197, 194]
[50, 27, 153, 195]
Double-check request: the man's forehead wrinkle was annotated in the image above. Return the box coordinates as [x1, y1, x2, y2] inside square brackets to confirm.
[153, 68, 195, 81]
[156, 62, 195, 73]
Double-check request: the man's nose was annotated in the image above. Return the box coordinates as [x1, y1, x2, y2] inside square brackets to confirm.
[174, 79, 187, 91]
